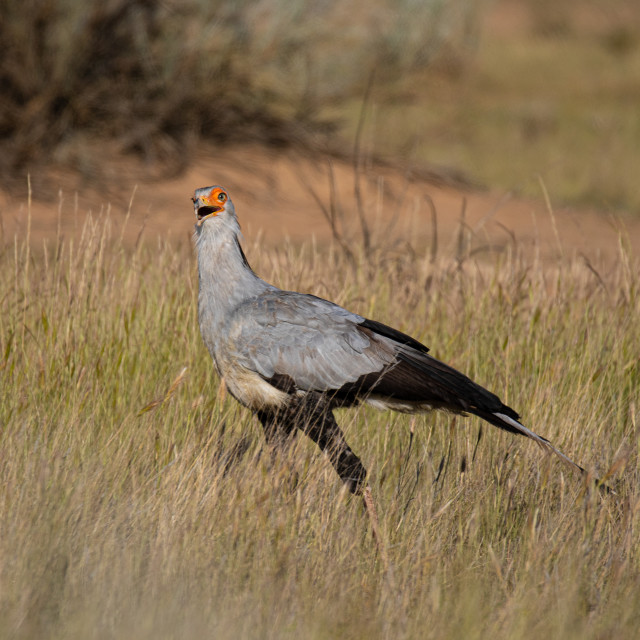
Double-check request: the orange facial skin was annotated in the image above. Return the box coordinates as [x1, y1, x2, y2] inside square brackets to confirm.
[203, 188, 227, 209]
[196, 188, 228, 226]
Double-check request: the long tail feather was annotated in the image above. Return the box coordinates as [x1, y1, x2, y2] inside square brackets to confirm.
[469, 409, 614, 493]
[491, 412, 585, 474]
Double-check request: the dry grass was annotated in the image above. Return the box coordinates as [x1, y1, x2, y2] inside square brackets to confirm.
[0, 194, 639, 639]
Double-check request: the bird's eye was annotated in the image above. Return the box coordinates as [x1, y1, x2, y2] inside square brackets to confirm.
[217, 192, 227, 203]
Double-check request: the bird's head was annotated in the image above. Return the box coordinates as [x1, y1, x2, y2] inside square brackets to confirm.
[192, 185, 235, 229]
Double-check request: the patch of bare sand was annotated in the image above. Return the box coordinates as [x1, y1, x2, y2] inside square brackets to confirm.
[1, 146, 637, 264]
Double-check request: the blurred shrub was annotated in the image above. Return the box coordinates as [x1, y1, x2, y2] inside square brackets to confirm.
[0, 0, 484, 179]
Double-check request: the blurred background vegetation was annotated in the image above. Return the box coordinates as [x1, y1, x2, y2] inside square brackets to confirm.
[1, 0, 639, 213]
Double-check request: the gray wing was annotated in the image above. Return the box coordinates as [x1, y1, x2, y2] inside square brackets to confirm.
[226, 290, 527, 427]
[227, 291, 397, 392]
[227, 290, 500, 416]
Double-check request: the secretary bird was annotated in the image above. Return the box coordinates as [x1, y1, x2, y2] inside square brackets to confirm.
[193, 185, 596, 505]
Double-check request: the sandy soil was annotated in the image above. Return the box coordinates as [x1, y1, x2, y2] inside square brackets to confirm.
[1, 146, 637, 265]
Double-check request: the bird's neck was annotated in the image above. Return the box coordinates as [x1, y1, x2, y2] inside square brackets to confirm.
[195, 222, 269, 345]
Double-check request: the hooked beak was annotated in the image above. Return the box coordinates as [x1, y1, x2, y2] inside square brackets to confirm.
[193, 197, 222, 226]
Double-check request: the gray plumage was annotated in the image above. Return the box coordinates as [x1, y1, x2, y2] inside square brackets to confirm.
[193, 185, 586, 494]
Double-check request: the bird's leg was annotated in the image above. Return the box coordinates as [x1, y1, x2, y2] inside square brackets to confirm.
[256, 409, 297, 449]
[362, 484, 392, 577]
[256, 409, 299, 490]
[292, 398, 391, 571]
[295, 400, 367, 495]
